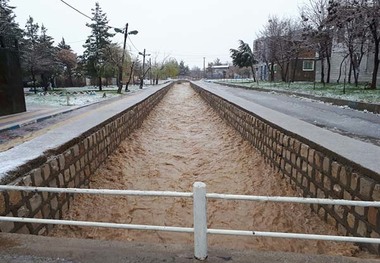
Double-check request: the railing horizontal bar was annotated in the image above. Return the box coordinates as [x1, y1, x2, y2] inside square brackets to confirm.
[1, 216, 378, 245]
[206, 193, 380, 207]
[1, 185, 379, 207]
[0, 185, 192, 198]
[207, 228, 380, 244]
[0, 216, 194, 233]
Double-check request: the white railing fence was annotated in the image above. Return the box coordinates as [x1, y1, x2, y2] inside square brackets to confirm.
[0, 182, 380, 260]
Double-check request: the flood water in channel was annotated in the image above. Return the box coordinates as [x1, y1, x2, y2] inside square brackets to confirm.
[50, 83, 367, 257]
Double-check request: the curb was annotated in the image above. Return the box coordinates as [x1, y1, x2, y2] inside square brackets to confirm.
[0, 96, 116, 133]
[0, 106, 83, 133]
[0, 87, 152, 133]
[216, 82, 380, 114]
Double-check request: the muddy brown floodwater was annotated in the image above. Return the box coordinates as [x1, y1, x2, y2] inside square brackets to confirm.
[50, 83, 370, 257]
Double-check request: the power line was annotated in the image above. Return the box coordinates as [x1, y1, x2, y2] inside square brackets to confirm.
[66, 39, 87, 44]
[59, 0, 92, 20]
[128, 37, 141, 54]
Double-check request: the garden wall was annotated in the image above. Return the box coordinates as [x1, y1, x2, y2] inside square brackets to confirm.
[190, 81, 380, 254]
[0, 83, 173, 235]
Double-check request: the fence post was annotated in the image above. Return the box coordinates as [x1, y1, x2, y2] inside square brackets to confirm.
[193, 182, 207, 260]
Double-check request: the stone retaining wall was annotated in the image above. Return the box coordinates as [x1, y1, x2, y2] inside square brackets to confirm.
[191, 82, 380, 254]
[0, 84, 172, 235]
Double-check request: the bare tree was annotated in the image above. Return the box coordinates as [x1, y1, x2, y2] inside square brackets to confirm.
[326, 0, 369, 86]
[257, 16, 302, 82]
[300, 0, 333, 84]
[151, 54, 170, 84]
[325, 0, 379, 89]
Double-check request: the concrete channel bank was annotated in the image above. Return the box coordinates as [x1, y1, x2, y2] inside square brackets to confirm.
[0, 80, 379, 261]
[0, 82, 173, 234]
[190, 80, 380, 254]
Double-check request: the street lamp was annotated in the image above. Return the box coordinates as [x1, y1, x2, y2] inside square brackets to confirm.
[138, 48, 151, 89]
[115, 23, 138, 93]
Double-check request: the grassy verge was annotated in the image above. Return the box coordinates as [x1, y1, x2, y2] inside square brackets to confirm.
[218, 80, 380, 104]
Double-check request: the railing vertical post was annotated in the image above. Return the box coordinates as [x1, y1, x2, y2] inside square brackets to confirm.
[193, 182, 208, 260]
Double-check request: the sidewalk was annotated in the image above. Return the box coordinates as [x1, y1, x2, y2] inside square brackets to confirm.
[0, 104, 82, 132]
[0, 233, 378, 263]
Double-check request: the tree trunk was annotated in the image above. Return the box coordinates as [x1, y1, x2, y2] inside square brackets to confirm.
[370, 39, 380, 89]
[250, 65, 256, 82]
[326, 55, 331, 84]
[117, 65, 123, 94]
[337, 55, 349, 83]
[292, 57, 299, 82]
[348, 61, 352, 84]
[320, 57, 325, 85]
[68, 68, 74, 87]
[98, 76, 102, 91]
[125, 62, 135, 92]
[270, 63, 275, 82]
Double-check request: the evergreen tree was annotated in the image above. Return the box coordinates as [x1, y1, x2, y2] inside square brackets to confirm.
[22, 17, 59, 92]
[57, 37, 77, 87]
[38, 24, 59, 90]
[58, 37, 71, 50]
[179, 60, 190, 76]
[230, 40, 257, 82]
[82, 2, 114, 91]
[22, 16, 40, 93]
[0, 0, 22, 43]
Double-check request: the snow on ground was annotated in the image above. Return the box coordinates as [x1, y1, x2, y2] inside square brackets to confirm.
[24, 85, 141, 107]
[216, 79, 380, 104]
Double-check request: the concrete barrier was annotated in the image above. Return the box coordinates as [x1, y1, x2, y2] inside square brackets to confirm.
[190, 81, 380, 254]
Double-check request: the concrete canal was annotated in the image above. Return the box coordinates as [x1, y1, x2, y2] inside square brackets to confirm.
[50, 82, 365, 257]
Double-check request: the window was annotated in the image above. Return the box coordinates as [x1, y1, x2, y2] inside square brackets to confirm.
[303, 60, 314, 71]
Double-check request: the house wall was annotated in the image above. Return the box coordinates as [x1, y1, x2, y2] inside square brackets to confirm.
[291, 59, 315, 82]
[257, 59, 315, 82]
[316, 43, 380, 84]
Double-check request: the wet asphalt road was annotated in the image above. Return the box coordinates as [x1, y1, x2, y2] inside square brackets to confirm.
[200, 81, 380, 146]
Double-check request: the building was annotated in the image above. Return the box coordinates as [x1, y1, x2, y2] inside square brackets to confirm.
[254, 36, 316, 82]
[316, 35, 380, 85]
[209, 65, 229, 79]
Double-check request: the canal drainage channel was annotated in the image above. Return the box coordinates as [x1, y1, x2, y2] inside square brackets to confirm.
[49, 82, 367, 258]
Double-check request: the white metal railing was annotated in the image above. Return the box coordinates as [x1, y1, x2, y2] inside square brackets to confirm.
[0, 182, 380, 260]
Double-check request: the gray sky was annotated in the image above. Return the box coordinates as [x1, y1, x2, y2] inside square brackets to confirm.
[11, 0, 307, 68]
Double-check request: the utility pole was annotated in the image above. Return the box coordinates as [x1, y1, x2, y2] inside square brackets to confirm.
[115, 23, 138, 93]
[118, 23, 128, 93]
[203, 57, 206, 79]
[139, 48, 150, 89]
[149, 58, 152, 85]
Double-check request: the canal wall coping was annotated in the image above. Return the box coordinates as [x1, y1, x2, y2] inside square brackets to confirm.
[199, 82, 380, 177]
[191, 80, 380, 254]
[0, 82, 172, 235]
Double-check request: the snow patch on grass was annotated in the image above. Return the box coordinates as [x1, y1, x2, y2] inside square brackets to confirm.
[218, 80, 380, 104]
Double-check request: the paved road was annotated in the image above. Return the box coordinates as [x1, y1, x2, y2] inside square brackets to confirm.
[200, 81, 380, 146]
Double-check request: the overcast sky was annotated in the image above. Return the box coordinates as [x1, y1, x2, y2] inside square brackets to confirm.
[11, 0, 307, 68]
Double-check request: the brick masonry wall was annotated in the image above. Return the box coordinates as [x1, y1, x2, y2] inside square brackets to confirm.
[0, 84, 172, 236]
[190, 82, 380, 254]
